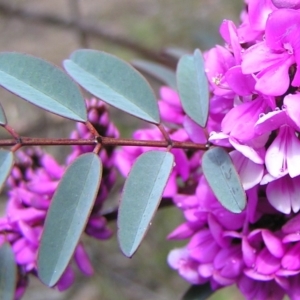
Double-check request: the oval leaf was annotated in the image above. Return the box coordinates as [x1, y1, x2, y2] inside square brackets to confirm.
[0, 103, 7, 125]
[202, 147, 246, 213]
[0, 150, 14, 192]
[38, 153, 102, 287]
[182, 284, 213, 300]
[0, 243, 17, 300]
[0, 52, 87, 122]
[63, 50, 160, 124]
[176, 49, 209, 127]
[132, 59, 177, 89]
[118, 150, 174, 257]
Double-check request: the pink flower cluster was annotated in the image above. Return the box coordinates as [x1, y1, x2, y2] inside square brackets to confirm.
[116, 1, 300, 298]
[0, 99, 119, 298]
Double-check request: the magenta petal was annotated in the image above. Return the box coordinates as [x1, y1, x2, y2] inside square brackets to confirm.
[229, 138, 264, 164]
[276, 269, 300, 276]
[287, 130, 300, 178]
[188, 230, 220, 263]
[265, 126, 290, 178]
[242, 42, 282, 74]
[238, 275, 257, 300]
[209, 95, 233, 115]
[255, 56, 293, 96]
[282, 233, 300, 243]
[167, 248, 203, 284]
[159, 86, 181, 106]
[204, 45, 235, 89]
[225, 66, 255, 96]
[74, 243, 94, 276]
[41, 153, 64, 178]
[266, 175, 300, 214]
[207, 214, 229, 248]
[242, 237, 257, 268]
[213, 272, 235, 285]
[14, 240, 36, 265]
[262, 230, 285, 258]
[230, 150, 263, 190]
[248, 0, 276, 31]
[27, 181, 58, 194]
[56, 266, 75, 291]
[244, 268, 274, 281]
[18, 221, 38, 246]
[158, 101, 184, 124]
[198, 263, 213, 278]
[255, 110, 287, 136]
[271, 0, 300, 8]
[282, 213, 300, 233]
[172, 149, 189, 181]
[284, 93, 300, 130]
[183, 116, 207, 144]
[266, 9, 300, 50]
[162, 171, 177, 197]
[219, 20, 241, 63]
[167, 247, 187, 269]
[222, 98, 266, 141]
[214, 246, 243, 278]
[255, 248, 280, 275]
[167, 223, 198, 240]
[281, 242, 300, 270]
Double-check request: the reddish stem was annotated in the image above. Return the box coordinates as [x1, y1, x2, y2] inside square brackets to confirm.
[0, 136, 209, 150]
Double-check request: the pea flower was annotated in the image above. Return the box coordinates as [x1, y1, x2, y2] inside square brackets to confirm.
[0, 98, 119, 298]
[113, 0, 300, 300]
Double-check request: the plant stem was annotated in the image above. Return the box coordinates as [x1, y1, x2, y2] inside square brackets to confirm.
[0, 136, 209, 150]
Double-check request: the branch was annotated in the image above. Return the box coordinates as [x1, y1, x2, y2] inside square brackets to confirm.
[0, 136, 209, 150]
[0, 1, 173, 65]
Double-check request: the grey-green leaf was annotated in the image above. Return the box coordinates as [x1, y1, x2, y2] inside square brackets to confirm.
[182, 284, 213, 300]
[0, 103, 7, 125]
[176, 49, 209, 127]
[38, 153, 102, 287]
[0, 243, 17, 300]
[132, 59, 177, 89]
[202, 147, 246, 213]
[0, 150, 14, 192]
[63, 49, 160, 124]
[0, 52, 87, 122]
[118, 150, 174, 257]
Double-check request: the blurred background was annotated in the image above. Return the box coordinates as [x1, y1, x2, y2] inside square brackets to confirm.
[0, 0, 245, 299]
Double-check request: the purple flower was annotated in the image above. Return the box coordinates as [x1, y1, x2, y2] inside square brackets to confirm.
[0, 98, 118, 298]
[163, 2, 300, 299]
[242, 9, 300, 95]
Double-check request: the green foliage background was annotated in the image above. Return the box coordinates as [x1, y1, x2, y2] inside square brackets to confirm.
[0, 1, 247, 299]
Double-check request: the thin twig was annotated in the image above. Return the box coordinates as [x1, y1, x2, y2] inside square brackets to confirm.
[0, 136, 209, 150]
